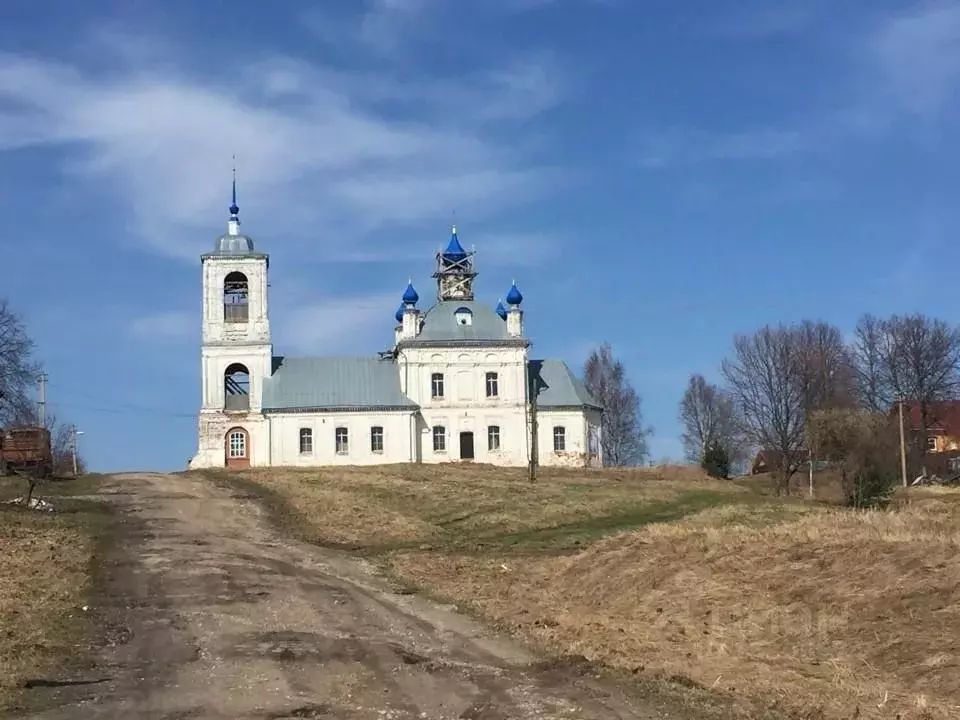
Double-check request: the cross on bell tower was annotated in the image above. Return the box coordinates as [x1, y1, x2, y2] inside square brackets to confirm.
[433, 225, 477, 301]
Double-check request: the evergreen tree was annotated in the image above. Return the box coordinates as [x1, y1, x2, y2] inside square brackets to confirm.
[701, 439, 731, 479]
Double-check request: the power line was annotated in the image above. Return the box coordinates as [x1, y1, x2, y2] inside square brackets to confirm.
[45, 382, 196, 419]
[49, 401, 196, 419]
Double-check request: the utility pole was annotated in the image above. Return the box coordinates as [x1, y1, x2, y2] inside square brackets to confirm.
[528, 373, 539, 483]
[71, 426, 84, 476]
[71, 425, 79, 476]
[37, 372, 47, 428]
[898, 396, 908, 487]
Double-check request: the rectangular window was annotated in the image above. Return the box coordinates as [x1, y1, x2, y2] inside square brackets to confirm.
[431, 373, 445, 399]
[553, 426, 566, 452]
[488, 425, 500, 451]
[485, 372, 499, 398]
[433, 425, 446, 452]
[299, 427, 313, 454]
[335, 427, 349, 454]
[371, 426, 384, 453]
[927, 435, 938, 452]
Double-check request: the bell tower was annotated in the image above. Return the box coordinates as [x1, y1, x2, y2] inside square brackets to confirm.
[433, 225, 477, 301]
[190, 172, 272, 469]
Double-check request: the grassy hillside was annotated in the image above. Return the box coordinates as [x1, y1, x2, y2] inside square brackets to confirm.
[0, 476, 109, 711]
[216, 464, 960, 719]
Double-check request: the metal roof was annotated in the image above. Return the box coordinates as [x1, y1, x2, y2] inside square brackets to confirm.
[530, 359, 603, 410]
[262, 356, 418, 412]
[400, 300, 518, 346]
[212, 232, 257, 255]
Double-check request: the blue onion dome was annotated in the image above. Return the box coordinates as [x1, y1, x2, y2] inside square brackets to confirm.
[506, 281, 523, 306]
[442, 224, 468, 263]
[395, 302, 405, 323]
[402, 280, 419, 305]
[495, 300, 507, 320]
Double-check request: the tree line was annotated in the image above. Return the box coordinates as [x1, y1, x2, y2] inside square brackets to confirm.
[584, 313, 960, 505]
[0, 299, 84, 475]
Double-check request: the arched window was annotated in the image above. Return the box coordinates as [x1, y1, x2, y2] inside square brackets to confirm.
[224, 271, 249, 323]
[224, 363, 250, 411]
[227, 429, 247, 458]
[225, 427, 250, 468]
[453, 306, 473, 326]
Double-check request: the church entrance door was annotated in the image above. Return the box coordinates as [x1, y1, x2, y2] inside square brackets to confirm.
[225, 427, 250, 468]
[459, 431, 475, 461]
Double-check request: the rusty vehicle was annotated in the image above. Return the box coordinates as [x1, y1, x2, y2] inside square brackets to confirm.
[0, 426, 53, 478]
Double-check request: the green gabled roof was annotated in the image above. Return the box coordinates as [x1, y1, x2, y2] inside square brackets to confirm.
[529, 359, 602, 410]
[262, 356, 418, 412]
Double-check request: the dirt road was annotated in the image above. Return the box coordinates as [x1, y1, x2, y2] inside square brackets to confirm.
[15, 473, 699, 720]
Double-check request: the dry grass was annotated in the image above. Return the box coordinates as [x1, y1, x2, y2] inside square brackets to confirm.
[222, 464, 960, 719]
[0, 476, 107, 709]
[222, 463, 748, 552]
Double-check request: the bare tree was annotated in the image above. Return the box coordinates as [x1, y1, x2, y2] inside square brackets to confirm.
[807, 408, 900, 507]
[0, 300, 39, 427]
[678, 374, 745, 469]
[722, 320, 851, 493]
[49, 416, 85, 476]
[849, 314, 888, 413]
[850, 313, 960, 471]
[583, 342, 651, 466]
[0, 298, 86, 482]
[795, 319, 857, 411]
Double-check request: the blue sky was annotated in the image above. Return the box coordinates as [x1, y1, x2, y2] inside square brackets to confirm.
[1, 0, 958, 471]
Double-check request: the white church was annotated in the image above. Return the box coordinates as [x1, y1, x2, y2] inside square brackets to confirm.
[188, 185, 603, 470]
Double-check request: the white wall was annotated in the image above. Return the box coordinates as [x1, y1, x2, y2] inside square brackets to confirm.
[201, 256, 270, 345]
[199, 255, 273, 414]
[586, 407, 603, 468]
[201, 344, 272, 412]
[538, 410, 590, 468]
[417, 407, 529, 465]
[398, 346, 528, 407]
[189, 411, 269, 469]
[267, 411, 416, 466]
[398, 345, 531, 466]
[191, 254, 274, 469]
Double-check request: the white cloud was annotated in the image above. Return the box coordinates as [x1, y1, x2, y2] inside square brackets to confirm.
[279, 292, 400, 354]
[865, 3, 960, 119]
[0, 36, 564, 262]
[129, 311, 194, 342]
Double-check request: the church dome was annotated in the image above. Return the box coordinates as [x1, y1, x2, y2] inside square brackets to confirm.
[402, 281, 419, 305]
[506, 282, 523, 306]
[495, 300, 507, 320]
[395, 302, 405, 323]
[442, 225, 468, 263]
[214, 231, 256, 255]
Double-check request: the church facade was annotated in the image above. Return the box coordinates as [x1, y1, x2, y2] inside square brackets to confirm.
[188, 191, 603, 470]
